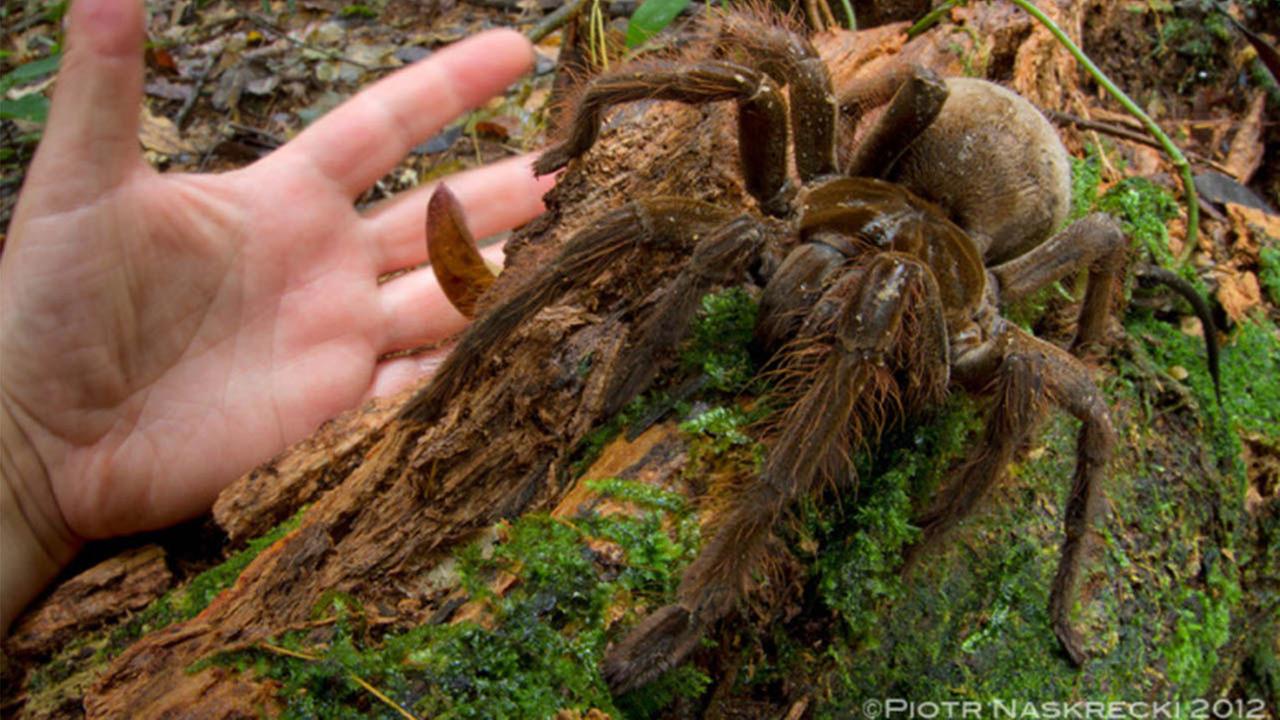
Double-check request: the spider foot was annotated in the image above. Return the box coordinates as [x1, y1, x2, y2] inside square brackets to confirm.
[603, 604, 705, 695]
[1051, 603, 1090, 666]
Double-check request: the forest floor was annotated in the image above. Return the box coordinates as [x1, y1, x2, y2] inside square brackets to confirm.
[2, 0, 1279, 718]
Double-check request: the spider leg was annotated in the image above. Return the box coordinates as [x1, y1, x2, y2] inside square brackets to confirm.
[410, 197, 734, 423]
[988, 212, 1127, 354]
[533, 61, 792, 215]
[844, 66, 949, 179]
[601, 215, 769, 417]
[712, 13, 839, 179]
[913, 326, 1115, 666]
[603, 252, 949, 693]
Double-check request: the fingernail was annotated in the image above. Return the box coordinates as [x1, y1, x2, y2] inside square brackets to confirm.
[70, 0, 143, 58]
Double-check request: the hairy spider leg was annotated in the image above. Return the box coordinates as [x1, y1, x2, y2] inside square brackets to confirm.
[408, 196, 734, 424]
[911, 326, 1115, 666]
[602, 252, 950, 694]
[991, 211, 1222, 397]
[710, 11, 839, 179]
[844, 66, 950, 179]
[600, 215, 770, 417]
[534, 61, 791, 214]
[989, 212, 1128, 354]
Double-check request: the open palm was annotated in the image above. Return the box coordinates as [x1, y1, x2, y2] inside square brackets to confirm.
[0, 0, 552, 558]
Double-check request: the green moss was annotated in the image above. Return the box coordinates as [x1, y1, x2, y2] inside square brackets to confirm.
[679, 287, 760, 393]
[1097, 176, 1183, 272]
[213, 480, 704, 718]
[813, 398, 980, 641]
[1260, 246, 1280, 306]
[1165, 559, 1241, 696]
[105, 508, 306, 656]
[1126, 311, 1280, 472]
[1069, 146, 1104, 223]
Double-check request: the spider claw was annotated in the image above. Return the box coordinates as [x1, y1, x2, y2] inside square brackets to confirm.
[426, 183, 500, 318]
[1053, 617, 1089, 667]
[603, 604, 704, 695]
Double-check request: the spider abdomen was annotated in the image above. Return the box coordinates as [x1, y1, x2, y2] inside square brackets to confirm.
[886, 78, 1073, 265]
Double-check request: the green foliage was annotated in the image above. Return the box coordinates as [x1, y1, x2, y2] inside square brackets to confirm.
[0, 52, 60, 124]
[213, 480, 705, 718]
[625, 0, 691, 48]
[1260, 246, 1280, 305]
[1069, 146, 1104, 223]
[679, 405, 754, 454]
[1097, 176, 1182, 270]
[680, 287, 760, 393]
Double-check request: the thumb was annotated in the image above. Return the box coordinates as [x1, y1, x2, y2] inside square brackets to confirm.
[26, 0, 147, 202]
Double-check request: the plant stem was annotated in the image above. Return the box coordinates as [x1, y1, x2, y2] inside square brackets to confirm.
[908, 0, 959, 38]
[840, 0, 857, 30]
[1008, 0, 1200, 267]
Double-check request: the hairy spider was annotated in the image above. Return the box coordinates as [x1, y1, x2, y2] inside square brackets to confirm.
[418, 13, 1206, 694]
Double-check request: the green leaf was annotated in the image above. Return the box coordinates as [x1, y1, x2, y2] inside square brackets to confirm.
[0, 93, 50, 124]
[0, 52, 61, 93]
[625, 0, 690, 48]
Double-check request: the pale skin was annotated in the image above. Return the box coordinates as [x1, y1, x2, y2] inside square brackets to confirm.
[0, 0, 555, 635]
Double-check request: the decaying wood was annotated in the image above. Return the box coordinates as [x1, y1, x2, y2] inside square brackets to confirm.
[6, 547, 171, 660]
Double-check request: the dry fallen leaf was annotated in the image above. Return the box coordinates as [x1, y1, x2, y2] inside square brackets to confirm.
[1226, 202, 1280, 262]
[1225, 92, 1266, 184]
[1217, 269, 1262, 322]
[138, 106, 197, 156]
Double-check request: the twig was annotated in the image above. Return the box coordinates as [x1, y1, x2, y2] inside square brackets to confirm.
[907, 0, 959, 38]
[526, 0, 590, 43]
[1008, 0, 1201, 268]
[174, 55, 216, 131]
[245, 14, 377, 71]
[1045, 109, 1234, 175]
[227, 121, 284, 148]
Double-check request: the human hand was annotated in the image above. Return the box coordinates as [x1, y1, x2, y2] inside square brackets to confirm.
[0, 0, 552, 632]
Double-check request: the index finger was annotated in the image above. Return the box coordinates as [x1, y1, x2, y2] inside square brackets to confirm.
[273, 29, 534, 198]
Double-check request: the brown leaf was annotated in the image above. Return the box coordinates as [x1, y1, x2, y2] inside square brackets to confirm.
[1225, 202, 1280, 262]
[139, 106, 196, 156]
[1217, 269, 1262, 322]
[1225, 92, 1266, 184]
[473, 118, 514, 140]
[146, 47, 178, 73]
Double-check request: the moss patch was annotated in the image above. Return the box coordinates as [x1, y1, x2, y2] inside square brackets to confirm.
[214, 480, 705, 718]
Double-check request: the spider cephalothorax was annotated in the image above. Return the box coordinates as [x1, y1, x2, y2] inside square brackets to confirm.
[419, 12, 1161, 693]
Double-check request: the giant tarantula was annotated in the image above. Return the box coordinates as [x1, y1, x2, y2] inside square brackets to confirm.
[418, 13, 1207, 693]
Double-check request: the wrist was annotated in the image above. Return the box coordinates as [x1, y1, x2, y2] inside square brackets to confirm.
[1, 396, 80, 637]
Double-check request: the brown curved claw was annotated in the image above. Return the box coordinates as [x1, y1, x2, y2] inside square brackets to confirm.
[426, 183, 499, 318]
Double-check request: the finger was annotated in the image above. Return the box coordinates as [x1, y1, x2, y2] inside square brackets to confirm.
[377, 243, 506, 353]
[367, 345, 453, 399]
[363, 154, 554, 273]
[276, 29, 534, 198]
[26, 0, 147, 206]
